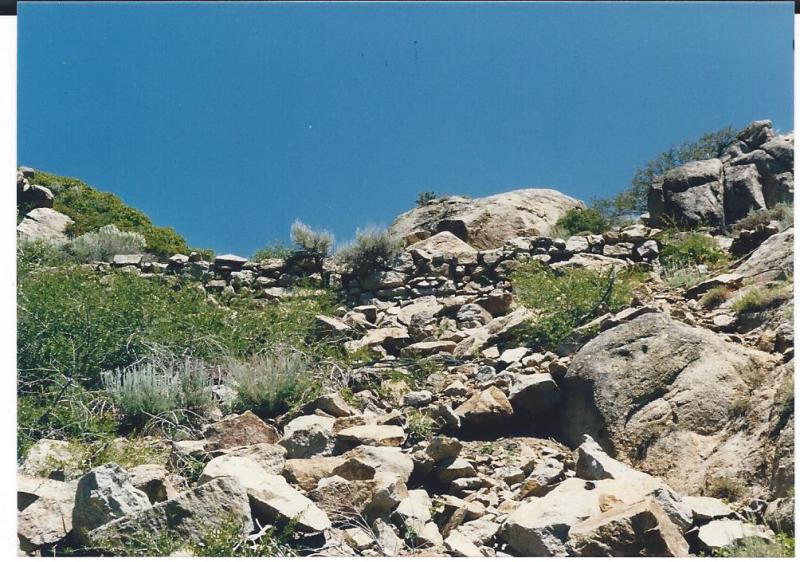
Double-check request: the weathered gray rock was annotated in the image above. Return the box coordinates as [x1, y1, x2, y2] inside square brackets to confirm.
[695, 519, 772, 551]
[724, 163, 766, 223]
[17, 208, 74, 245]
[649, 159, 725, 227]
[88, 477, 252, 546]
[734, 227, 793, 283]
[20, 439, 81, 480]
[344, 327, 411, 354]
[562, 312, 769, 493]
[278, 415, 336, 458]
[390, 189, 583, 250]
[17, 476, 77, 553]
[508, 373, 560, 416]
[72, 464, 151, 534]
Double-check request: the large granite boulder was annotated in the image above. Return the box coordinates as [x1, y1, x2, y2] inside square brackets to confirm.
[648, 159, 725, 228]
[389, 189, 583, 250]
[17, 208, 74, 245]
[561, 312, 771, 494]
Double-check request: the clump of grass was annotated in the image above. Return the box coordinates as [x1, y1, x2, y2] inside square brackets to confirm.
[714, 533, 794, 558]
[699, 285, 732, 309]
[732, 285, 790, 314]
[102, 354, 215, 431]
[291, 220, 334, 258]
[728, 396, 750, 418]
[193, 516, 295, 557]
[512, 260, 646, 351]
[335, 226, 403, 276]
[776, 376, 794, 419]
[706, 476, 747, 502]
[733, 203, 794, 233]
[67, 224, 146, 263]
[226, 348, 319, 419]
[406, 412, 435, 443]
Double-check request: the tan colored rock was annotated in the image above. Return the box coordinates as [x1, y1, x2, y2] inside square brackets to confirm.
[336, 424, 406, 447]
[344, 327, 411, 354]
[389, 189, 583, 250]
[202, 411, 280, 450]
[454, 386, 514, 427]
[283, 457, 345, 491]
[400, 340, 457, 358]
[567, 498, 689, 556]
[406, 231, 479, 259]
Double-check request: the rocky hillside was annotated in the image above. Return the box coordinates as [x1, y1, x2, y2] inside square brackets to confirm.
[16, 120, 794, 557]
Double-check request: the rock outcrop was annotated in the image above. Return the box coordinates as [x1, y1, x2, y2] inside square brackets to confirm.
[389, 189, 583, 249]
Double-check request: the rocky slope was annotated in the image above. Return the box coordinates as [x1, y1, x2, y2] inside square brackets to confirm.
[16, 120, 795, 556]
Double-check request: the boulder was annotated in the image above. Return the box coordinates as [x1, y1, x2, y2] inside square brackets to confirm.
[17, 208, 74, 245]
[202, 410, 280, 450]
[199, 455, 330, 532]
[501, 476, 662, 556]
[336, 425, 406, 448]
[734, 227, 793, 283]
[88, 477, 252, 546]
[400, 341, 457, 358]
[508, 373, 560, 416]
[344, 327, 411, 355]
[648, 159, 725, 227]
[406, 231, 480, 259]
[561, 312, 769, 493]
[128, 464, 175, 504]
[567, 498, 689, 556]
[389, 189, 583, 250]
[17, 476, 77, 553]
[695, 519, 772, 551]
[278, 415, 336, 458]
[454, 386, 514, 428]
[20, 439, 82, 480]
[724, 163, 766, 223]
[72, 464, 151, 534]
[18, 183, 54, 209]
[213, 253, 248, 271]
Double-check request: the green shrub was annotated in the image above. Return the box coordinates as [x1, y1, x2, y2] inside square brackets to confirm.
[17, 238, 69, 271]
[291, 220, 334, 258]
[714, 533, 794, 557]
[406, 412, 435, 443]
[733, 203, 794, 233]
[660, 231, 727, 268]
[226, 348, 319, 419]
[67, 224, 147, 262]
[732, 285, 790, 314]
[102, 354, 215, 430]
[28, 169, 188, 257]
[251, 242, 292, 262]
[553, 208, 611, 236]
[728, 395, 750, 418]
[336, 226, 403, 276]
[706, 476, 747, 502]
[416, 191, 439, 206]
[699, 286, 731, 309]
[512, 260, 645, 351]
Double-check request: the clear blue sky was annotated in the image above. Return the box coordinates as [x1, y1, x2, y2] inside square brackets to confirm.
[19, 2, 793, 256]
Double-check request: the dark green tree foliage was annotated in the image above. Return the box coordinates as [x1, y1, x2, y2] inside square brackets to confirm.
[554, 208, 611, 236]
[597, 126, 736, 216]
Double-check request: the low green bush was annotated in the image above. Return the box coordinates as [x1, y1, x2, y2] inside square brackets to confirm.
[660, 231, 727, 269]
[732, 285, 791, 314]
[512, 260, 646, 351]
[714, 533, 794, 558]
[336, 226, 403, 276]
[251, 242, 292, 262]
[193, 515, 296, 557]
[699, 286, 731, 309]
[553, 208, 611, 236]
[406, 411, 435, 443]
